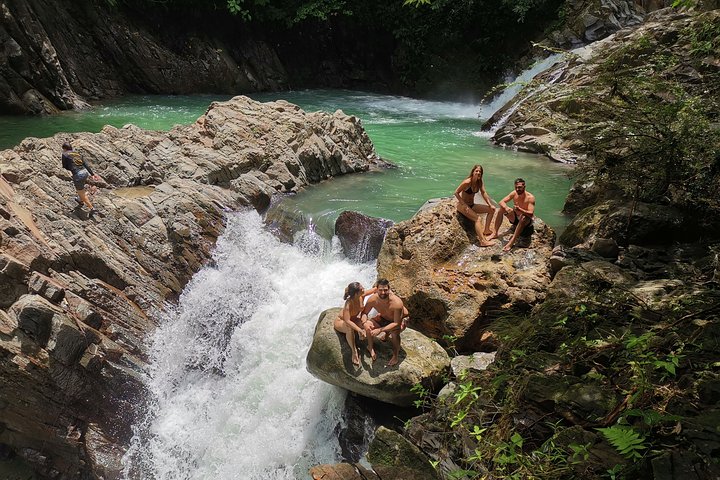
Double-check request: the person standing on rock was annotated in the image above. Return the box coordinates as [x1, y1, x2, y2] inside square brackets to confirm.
[61, 142, 100, 217]
[361, 279, 408, 367]
[454, 165, 497, 247]
[493, 178, 536, 252]
[334, 282, 376, 366]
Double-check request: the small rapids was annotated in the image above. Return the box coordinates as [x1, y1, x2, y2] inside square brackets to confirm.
[124, 210, 376, 479]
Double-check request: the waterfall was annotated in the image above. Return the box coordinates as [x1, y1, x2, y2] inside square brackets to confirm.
[478, 54, 565, 132]
[124, 210, 376, 479]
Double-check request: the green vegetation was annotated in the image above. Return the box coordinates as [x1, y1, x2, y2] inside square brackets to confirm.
[406, 258, 720, 478]
[564, 13, 720, 208]
[99, 0, 565, 95]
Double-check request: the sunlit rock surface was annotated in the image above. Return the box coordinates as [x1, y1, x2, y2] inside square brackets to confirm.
[0, 96, 380, 478]
[377, 197, 555, 351]
[306, 308, 450, 407]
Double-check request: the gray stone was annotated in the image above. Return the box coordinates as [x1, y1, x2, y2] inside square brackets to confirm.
[306, 308, 450, 407]
[46, 315, 89, 366]
[11, 295, 60, 347]
[450, 352, 497, 377]
[335, 211, 394, 263]
[590, 238, 619, 259]
[28, 272, 66, 303]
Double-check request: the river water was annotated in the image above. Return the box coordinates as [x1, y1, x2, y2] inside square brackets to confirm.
[0, 76, 572, 479]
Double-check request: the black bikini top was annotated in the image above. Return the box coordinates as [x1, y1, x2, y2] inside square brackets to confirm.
[464, 183, 479, 195]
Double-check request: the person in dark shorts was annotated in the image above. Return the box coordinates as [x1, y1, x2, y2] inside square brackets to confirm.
[360, 279, 410, 367]
[494, 178, 536, 252]
[61, 142, 99, 216]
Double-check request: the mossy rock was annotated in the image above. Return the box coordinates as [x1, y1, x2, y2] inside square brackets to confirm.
[367, 426, 438, 480]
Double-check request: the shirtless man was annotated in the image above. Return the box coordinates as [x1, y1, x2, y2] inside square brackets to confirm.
[361, 279, 408, 367]
[492, 178, 536, 252]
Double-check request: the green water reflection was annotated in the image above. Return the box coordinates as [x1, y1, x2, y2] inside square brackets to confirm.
[0, 91, 573, 234]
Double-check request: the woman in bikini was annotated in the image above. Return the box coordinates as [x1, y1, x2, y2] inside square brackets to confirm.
[333, 282, 376, 366]
[454, 164, 497, 246]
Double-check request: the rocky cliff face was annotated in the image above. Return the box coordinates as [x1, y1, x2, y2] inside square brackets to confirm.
[0, 0, 289, 115]
[0, 95, 380, 478]
[486, 8, 719, 167]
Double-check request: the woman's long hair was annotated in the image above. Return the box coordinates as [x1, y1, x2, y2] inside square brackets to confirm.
[466, 164, 484, 193]
[344, 282, 363, 301]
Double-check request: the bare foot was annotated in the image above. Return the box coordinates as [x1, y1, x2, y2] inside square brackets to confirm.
[502, 243, 513, 252]
[386, 356, 399, 367]
[352, 349, 361, 366]
[367, 346, 377, 361]
[486, 231, 498, 240]
[480, 240, 497, 247]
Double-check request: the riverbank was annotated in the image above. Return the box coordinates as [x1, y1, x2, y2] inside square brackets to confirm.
[0, 96, 380, 478]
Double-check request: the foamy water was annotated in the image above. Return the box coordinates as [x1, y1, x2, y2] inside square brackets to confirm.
[124, 211, 375, 479]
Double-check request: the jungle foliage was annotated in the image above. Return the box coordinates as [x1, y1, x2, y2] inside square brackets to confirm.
[100, 0, 565, 95]
[565, 13, 720, 208]
[408, 255, 720, 479]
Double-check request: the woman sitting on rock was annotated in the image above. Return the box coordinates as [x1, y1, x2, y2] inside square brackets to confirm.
[454, 164, 497, 247]
[334, 282, 375, 366]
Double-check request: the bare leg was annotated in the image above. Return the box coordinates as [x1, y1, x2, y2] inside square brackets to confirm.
[458, 202, 496, 247]
[346, 330, 360, 365]
[334, 317, 360, 366]
[77, 189, 93, 210]
[387, 331, 401, 366]
[503, 215, 530, 252]
[365, 321, 377, 361]
[472, 204, 497, 241]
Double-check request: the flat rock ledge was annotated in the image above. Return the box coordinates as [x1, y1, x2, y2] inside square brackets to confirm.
[377, 197, 555, 351]
[306, 308, 450, 407]
[0, 95, 380, 478]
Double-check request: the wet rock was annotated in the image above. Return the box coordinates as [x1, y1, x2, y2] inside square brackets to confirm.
[335, 211, 394, 263]
[377, 197, 555, 350]
[306, 308, 450, 407]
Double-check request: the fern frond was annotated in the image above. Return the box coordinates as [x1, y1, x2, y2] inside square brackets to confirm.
[597, 426, 648, 459]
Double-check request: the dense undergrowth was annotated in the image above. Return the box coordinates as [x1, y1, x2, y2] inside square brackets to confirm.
[562, 11, 720, 208]
[407, 253, 720, 479]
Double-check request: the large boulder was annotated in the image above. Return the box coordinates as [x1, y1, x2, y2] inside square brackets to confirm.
[306, 308, 450, 407]
[377, 197, 555, 351]
[0, 0, 289, 115]
[0, 96, 380, 478]
[558, 200, 711, 248]
[335, 211, 394, 262]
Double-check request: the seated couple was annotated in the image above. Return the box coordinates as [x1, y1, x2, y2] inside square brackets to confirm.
[454, 165, 536, 252]
[333, 279, 408, 368]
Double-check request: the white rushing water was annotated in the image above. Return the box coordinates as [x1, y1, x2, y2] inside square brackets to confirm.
[479, 53, 563, 121]
[124, 210, 376, 479]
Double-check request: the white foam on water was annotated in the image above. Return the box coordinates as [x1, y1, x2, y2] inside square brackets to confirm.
[478, 54, 564, 121]
[124, 210, 376, 479]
